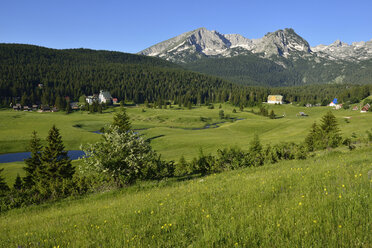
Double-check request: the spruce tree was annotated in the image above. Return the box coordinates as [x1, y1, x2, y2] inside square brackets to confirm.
[41, 125, 74, 180]
[219, 110, 225, 119]
[65, 101, 72, 113]
[305, 122, 321, 151]
[112, 107, 131, 133]
[269, 110, 275, 119]
[320, 111, 342, 148]
[0, 168, 9, 194]
[23, 131, 43, 188]
[248, 134, 264, 166]
[13, 174, 23, 190]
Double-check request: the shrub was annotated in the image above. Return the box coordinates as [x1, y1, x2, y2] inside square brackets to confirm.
[81, 126, 158, 186]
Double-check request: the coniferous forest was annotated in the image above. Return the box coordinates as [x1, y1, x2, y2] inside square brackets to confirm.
[1, 44, 372, 108]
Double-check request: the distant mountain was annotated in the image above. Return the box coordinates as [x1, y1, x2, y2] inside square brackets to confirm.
[139, 28, 372, 86]
[139, 28, 311, 63]
[312, 39, 372, 62]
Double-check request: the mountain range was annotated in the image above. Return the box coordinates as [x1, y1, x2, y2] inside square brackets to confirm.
[139, 28, 372, 86]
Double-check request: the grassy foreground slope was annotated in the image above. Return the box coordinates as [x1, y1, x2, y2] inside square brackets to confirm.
[1, 147, 371, 247]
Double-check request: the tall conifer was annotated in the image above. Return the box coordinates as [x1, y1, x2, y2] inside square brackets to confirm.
[41, 125, 74, 180]
[23, 131, 42, 188]
[0, 168, 9, 194]
[112, 107, 131, 133]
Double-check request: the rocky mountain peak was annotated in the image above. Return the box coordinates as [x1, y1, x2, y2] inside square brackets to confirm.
[139, 27, 313, 63]
[330, 40, 348, 47]
[139, 28, 372, 63]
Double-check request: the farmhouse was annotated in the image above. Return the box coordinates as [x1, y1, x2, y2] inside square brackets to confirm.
[86, 95, 98, 105]
[86, 90, 113, 105]
[328, 98, 338, 107]
[70, 102, 80, 110]
[335, 104, 343, 110]
[99, 90, 112, 104]
[361, 103, 370, 113]
[12, 103, 22, 111]
[267, 95, 283, 104]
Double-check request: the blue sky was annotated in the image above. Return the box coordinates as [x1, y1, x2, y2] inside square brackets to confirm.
[1, 0, 371, 53]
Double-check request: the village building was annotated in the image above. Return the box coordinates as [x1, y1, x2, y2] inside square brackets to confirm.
[328, 98, 338, 107]
[352, 106, 358, 111]
[40, 105, 51, 112]
[86, 95, 98, 105]
[99, 90, 112, 104]
[361, 103, 370, 113]
[267, 95, 283, 104]
[334, 104, 343, 110]
[86, 90, 112, 105]
[13, 103, 22, 111]
[112, 98, 118, 104]
[70, 102, 80, 110]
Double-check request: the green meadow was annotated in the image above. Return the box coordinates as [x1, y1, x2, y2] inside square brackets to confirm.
[1, 104, 371, 247]
[0, 146, 371, 247]
[1, 104, 371, 160]
[1, 104, 372, 185]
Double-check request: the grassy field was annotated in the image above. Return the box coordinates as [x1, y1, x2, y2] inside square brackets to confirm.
[1, 104, 371, 160]
[0, 145, 371, 247]
[1, 104, 372, 185]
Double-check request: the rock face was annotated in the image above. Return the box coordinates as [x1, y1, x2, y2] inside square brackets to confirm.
[312, 39, 372, 61]
[139, 28, 313, 63]
[139, 27, 372, 63]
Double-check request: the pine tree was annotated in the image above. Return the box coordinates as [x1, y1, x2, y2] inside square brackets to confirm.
[23, 131, 43, 188]
[219, 110, 225, 119]
[320, 111, 342, 148]
[40, 125, 74, 180]
[55, 95, 64, 110]
[187, 101, 192, 109]
[112, 107, 131, 133]
[13, 174, 23, 190]
[248, 134, 264, 166]
[0, 168, 9, 194]
[269, 110, 275, 119]
[305, 122, 320, 151]
[65, 100, 72, 113]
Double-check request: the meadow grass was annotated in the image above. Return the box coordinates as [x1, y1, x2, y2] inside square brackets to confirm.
[1, 104, 372, 185]
[0, 146, 371, 247]
[1, 104, 371, 160]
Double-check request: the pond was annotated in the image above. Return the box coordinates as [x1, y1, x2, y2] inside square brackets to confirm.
[0, 150, 85, 163]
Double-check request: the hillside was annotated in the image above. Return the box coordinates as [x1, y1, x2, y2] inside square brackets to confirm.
[183, 54, 301, 86]
[1, 146, 370, 247]
[0, 44, 238, 106]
